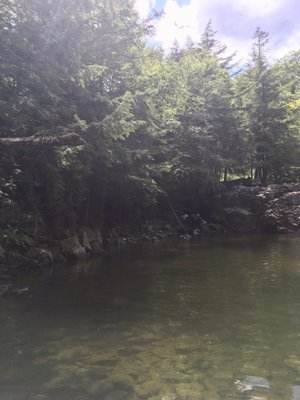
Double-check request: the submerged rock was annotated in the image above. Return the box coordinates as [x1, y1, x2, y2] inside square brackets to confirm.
[81, 379, 114, 396]
[135, 380, 161, 398]
[175, 383, 204, 400]
[285, 355, 300, 373]
[103, 390, 132, 400]
[293, 385, 300, 400]
[32, 395, 50, 400]
[235, 375, 270, 393]
[202, 389, 220, 400]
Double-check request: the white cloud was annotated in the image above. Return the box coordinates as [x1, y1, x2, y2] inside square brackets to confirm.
[134, 0, 155, 19]
[272, 30, 300, 60]
[154, 0, 200, 49]
[135, 0, 300, 62]
[235, 0, 283, 17]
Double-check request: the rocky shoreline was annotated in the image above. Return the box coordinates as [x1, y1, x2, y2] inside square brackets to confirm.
[2, 183, 300, 296]
[221, 183, 300, 234]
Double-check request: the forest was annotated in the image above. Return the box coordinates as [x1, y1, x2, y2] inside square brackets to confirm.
[0, 0, 300, 260]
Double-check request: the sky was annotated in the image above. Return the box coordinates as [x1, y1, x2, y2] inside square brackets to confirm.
[134, 0, 300, 62]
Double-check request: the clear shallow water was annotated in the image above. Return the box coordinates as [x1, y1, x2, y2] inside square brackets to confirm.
[2, 235, 300, 399]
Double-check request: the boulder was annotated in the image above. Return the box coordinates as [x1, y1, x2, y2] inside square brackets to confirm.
[80, 227, 103, 254]
[223, 207, 258, 233]
[208, 223, 224, 233]
[235, 375, 270, 393]
[25, 247, 53, 265]
[261, 190, 300, 232]
[60, 235, 87, 259]
[220, 184, 300, 233]
[224, 186, 265, 212]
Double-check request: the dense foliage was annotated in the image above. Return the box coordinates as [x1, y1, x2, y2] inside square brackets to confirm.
[0, 0, 299, 244]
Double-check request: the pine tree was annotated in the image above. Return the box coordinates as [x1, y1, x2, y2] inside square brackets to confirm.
[199, 20, 236, 67]
[239, 28, 295, 183]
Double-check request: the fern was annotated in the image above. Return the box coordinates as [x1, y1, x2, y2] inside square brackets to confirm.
[0, 227, 33, 250]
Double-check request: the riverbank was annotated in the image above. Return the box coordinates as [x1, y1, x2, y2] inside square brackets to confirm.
[2, 183, 300, 276]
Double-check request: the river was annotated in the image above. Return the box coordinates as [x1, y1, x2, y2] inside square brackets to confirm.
[1, 235, 300, 400]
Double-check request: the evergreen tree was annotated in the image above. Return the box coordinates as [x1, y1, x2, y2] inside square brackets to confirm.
[199, 19, 236, 68]
[237, 28, 294, 183]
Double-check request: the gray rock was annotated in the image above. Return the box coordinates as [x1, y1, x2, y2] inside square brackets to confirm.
[11, 286, 29, 295]
[104, 390, 132, 400]
[193, 228, 202, 236]
[278, 191, 300, 206]
[81, 379, 114, 396]
[142, 235, 152, 242]
[60, 235, 87, 259]
[25, 247, 53, 264]
[32, 395, 50, 400]
[235, 375, 270, 393]
[224, 207, 257, 233]
[0, 284, 12, 297]
[180, 234, 192, 240]
[216, 184, 300, 233]
[208, 223, 224, 233]
[202, 389, 220, 400]
[135, 380, 161, 398]
[156, 232, 168, 240]
[293, 385, 300, 400]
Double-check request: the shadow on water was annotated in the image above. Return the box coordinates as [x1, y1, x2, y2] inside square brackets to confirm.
[2, 235, 300, 399]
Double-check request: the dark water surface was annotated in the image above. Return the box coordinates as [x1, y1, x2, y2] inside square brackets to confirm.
[2, 235, 300, 400]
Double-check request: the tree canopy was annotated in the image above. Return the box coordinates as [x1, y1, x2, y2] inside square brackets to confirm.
[0, 1, 300, 243]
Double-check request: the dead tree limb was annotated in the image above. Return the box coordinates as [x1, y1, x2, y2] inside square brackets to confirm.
[0, 133, 87, 147]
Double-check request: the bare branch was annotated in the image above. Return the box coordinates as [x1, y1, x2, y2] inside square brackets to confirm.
[0, 133, 87, 147]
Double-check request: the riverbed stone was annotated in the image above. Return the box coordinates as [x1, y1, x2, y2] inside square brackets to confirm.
[108, 372, 135, 389]
[32, 395, 50, 400]
[151, 323, 164, 334]
[103, 389, 132, 400]
[151, 344, 174, 359]
[88, 351, 119, 365]
[81, 379, 114, 396]
[135, 380, 161, 398]
[285, 355, 300, 373]
[201, 388, 221, 400]
[136, 350, 161, 365]
[175, 382, 204, 399]
[214, 372, 233, 382]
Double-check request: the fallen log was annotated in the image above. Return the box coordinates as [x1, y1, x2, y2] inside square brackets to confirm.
[0, 133, 87, 147]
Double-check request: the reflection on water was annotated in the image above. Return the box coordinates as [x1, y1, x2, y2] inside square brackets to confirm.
[2, 235, 300, 399]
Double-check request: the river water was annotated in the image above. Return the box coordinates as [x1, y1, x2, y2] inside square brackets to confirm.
[2, 235, 300, 400]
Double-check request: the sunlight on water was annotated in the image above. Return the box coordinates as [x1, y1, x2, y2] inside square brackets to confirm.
[1, 235, 300, 399]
